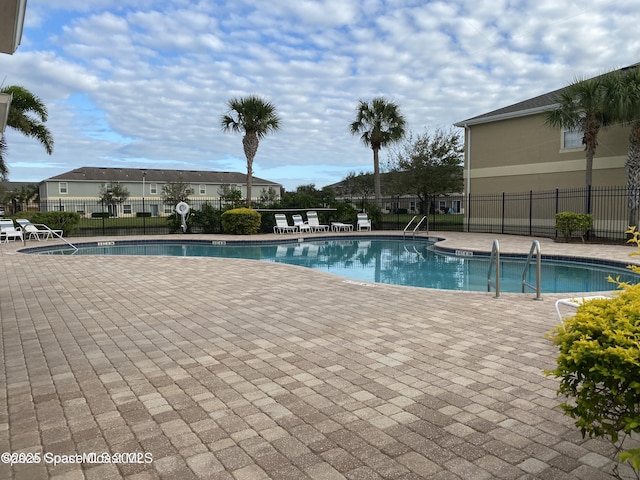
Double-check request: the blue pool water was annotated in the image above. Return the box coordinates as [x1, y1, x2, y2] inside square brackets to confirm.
[35, 238, 640, 293]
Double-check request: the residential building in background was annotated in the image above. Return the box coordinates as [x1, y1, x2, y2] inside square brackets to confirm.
[39, 167, 282, 217]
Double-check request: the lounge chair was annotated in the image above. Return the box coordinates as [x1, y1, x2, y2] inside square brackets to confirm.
[292, 214, 312, 232]
[16, 219, 63, 240]
[554, 296, 608, 322]
[306, 211, 329, 232]
[0, 219, 23, 242]
[357, 213, 372, 231]
[273, 214, 297, 234]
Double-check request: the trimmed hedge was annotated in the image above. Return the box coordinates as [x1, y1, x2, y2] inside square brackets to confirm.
[221, 208, 261, 235]
[555, 212, 593, 242]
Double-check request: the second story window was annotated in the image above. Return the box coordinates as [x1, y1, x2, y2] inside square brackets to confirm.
[562, 127, 582, 150]
[199, 184, 205, 195]
[150, 183, 157, 195]
[59, 182, 68, 194]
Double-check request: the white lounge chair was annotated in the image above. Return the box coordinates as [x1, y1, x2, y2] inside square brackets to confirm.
[306, 211, 329, 232]
[273, 214, 297, 234]
[292, 214, 312, 232]
[16, 219, 63, 240]
[0, 219, 23, 242]
[554, 296, 609, 322]
[357, 213, 372, 231]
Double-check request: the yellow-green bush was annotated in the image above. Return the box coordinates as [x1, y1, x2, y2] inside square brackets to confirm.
[221, 208, 261, 235]
[547, 226, 640, 473]
[555, 212, 593, 242]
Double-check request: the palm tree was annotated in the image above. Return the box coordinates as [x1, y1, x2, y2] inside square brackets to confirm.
[545, 76, 614, 188]
[221, 95, 281, 207]
[350, 97, 406, 206]
[0, 85, 54, 180]
[605, 66, 640, 226]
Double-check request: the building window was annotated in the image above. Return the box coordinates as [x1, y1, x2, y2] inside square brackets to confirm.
[199, 184, 206, 195]
[75, 204, 85, 214]
[59, 182, 68, 194]
[163, 205, 173, 214]
[150, 183, 157, 194]
[563, 127, 582, 149]
[123, 204, 132, 215]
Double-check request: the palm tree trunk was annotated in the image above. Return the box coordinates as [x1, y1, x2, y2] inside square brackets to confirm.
[373, 147, 381, 207]
[585, 148, 594, 188]
[627, 122, 640, 227]
[243, 132, 259, 207]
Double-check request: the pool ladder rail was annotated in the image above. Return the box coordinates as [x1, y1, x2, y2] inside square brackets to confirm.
[403, 215, 428, 239]
[19, 225, 78, 251]
[487, 239, 542, 300]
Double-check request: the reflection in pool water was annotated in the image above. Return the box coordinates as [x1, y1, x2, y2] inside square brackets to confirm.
[38, 238, 639, 293]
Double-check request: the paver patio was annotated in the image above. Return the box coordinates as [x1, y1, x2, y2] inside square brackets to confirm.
[0, 231, 638, 479]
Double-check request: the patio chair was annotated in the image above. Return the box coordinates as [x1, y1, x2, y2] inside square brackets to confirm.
[292, 214, 312, 233]
[554, 295, 609, 322]
[357, 213, 372, 231]
[306, 211, 329, 232]
[273, 214, 297, 234]
[16, 219, 63, 241]
[0, 219, 23, 242]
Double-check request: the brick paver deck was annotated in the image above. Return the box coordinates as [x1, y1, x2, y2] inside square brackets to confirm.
[1, 231, 638, 479]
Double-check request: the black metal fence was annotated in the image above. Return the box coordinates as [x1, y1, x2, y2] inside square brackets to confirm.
[31, 186, 633, 240]
[465, 186, 630, 240]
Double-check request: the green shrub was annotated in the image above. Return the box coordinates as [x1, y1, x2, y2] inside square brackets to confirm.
[190, 202, 221, 233]
[555, 212, 593, 242]
[221, 208, 261, 235]
[547, 225, 640, 473]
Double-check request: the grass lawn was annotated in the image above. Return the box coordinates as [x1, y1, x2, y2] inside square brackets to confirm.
[381, 213, 464, 228]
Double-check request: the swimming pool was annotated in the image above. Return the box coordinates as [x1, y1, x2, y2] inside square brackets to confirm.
[30, 237, 639, 293]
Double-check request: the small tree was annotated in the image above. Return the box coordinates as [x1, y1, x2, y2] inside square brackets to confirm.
[258, 186, 279, 205]
[388, 127, 463, 213]
[161, 179, 193, 207]
[218, 184, 243, 209]
[98, 182, 129, 216]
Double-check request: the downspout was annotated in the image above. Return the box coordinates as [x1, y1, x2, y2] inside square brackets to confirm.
[464, 124, 471, 230]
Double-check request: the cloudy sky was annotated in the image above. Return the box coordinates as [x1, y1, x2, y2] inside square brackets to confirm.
[1, 0, 638, 190]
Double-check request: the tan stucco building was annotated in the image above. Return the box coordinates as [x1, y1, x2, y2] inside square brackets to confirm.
[455, 79, 629, 195]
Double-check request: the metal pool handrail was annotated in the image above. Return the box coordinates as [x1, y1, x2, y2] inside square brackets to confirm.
[521, 240, 542, 300]
[487, 239, 500, 298]
[403, 215, 428, 239]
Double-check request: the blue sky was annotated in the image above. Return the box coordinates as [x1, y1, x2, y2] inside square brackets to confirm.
[1, 0, 639, 190]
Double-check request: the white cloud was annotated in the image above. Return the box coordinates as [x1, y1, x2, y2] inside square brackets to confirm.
[2, 0, 639, 189]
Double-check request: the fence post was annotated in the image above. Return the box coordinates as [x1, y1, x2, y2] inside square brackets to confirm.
[586, 184, 592, 240]
[529, 190, 533, 236]
[501, 192, 505, 234]
[467, 193, 471, 232]
[555, 188, 559, 239]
